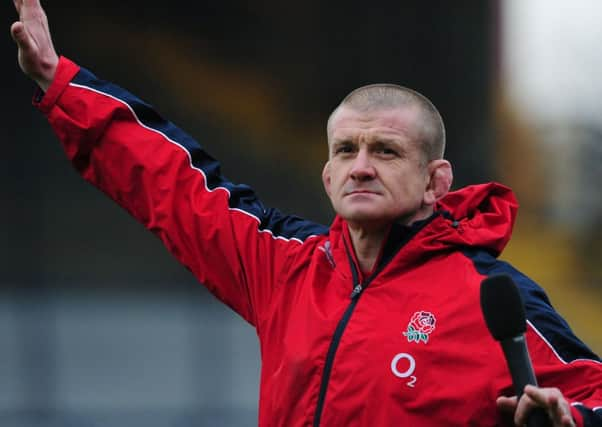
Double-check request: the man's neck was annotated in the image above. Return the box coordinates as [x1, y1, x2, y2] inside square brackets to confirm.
[347, 224, 389, 274]
[346, 208, 434, 274]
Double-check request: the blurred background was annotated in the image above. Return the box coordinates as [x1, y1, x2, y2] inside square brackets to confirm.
[2, 0, 601, 425]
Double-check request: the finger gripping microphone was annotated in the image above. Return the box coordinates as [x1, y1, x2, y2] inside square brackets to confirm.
[480, 274, 551, 427]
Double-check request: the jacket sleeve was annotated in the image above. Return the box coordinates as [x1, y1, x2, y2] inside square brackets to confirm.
[34, 56, 328, 327]
[517, 275, 602, 427]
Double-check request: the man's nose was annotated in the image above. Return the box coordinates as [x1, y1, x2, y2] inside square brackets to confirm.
[350, 149, 375, 181]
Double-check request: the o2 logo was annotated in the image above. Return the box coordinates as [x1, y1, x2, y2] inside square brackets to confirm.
[390, 353, 417, 387]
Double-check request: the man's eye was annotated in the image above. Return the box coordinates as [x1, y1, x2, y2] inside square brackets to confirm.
[335, 145, 354, 154]
[377, 147, 397, 156]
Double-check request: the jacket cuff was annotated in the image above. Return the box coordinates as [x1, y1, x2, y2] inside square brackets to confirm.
[32, 56, 81, 114]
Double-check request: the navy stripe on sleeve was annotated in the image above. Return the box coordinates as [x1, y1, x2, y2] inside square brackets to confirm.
[574, 404, 602, 427]
[71, 67, 329, 242]
[464, 248, 600, 364]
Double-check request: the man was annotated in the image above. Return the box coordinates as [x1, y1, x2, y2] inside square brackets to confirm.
[11, 1, 602, 426]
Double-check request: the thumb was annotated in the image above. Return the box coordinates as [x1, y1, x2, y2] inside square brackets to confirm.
[496, 395, 518, 413]
[10, 21, 33, 50]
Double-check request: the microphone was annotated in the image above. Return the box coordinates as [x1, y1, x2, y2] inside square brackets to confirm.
[480, 274, 551, 427]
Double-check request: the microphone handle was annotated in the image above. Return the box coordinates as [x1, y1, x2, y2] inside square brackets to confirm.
[500, 335, 537, 394]
[500, 335, 552, 427]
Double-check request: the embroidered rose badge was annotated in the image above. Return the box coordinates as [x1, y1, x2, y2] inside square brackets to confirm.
[403, 311, 436, 344]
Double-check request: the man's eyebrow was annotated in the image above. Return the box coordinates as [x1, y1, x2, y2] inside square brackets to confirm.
[370, 136, 407, 148]
[372, 137, 400, 144]
[332, 138, 354, 144]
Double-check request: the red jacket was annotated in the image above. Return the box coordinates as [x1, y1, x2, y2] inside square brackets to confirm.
[36, 56, 602, 427]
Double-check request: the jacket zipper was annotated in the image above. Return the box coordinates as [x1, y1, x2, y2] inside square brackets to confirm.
[312, 215, 437, 426]
[312, 243, 371, 427]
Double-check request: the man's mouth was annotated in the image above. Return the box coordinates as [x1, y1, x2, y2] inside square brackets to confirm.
[346, 189, 379, 196]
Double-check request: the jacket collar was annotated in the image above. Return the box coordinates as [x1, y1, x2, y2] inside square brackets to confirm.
[326, 182, 518, 283]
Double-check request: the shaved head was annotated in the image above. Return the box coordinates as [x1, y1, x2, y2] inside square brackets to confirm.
[327, 84, 446, 162]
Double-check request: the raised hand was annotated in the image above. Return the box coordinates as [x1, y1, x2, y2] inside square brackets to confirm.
[10, 0, 58, 91]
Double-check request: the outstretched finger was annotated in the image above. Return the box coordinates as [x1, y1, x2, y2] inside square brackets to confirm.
[18, 0, 44, 23]
[13, 0, 22, 14]
[22, 0, 42, 8]
[14, 0, 41, 16]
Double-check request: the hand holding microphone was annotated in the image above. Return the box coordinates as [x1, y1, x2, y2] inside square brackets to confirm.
[480, 274, 555, 427]
[497, 385, 576, 427]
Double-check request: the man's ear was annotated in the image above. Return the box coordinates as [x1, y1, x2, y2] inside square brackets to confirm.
[322, 161, 332, 197]
[423, 160, 453, 206]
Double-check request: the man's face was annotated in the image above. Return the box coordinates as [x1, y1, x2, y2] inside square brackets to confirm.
[323, 106, 433, 229]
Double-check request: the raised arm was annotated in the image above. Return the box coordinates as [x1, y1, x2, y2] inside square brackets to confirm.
[11, 1, 328, 328]
[11, 0, 57, 91]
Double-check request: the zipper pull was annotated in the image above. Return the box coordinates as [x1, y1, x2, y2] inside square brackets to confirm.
[350, 284, 363, 299]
